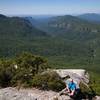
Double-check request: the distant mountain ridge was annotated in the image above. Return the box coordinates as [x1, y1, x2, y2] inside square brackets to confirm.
[32, 15, 100, 41]
[77, 13, 100, 23]
[0, 14, 47, 38]
[0, 14, 48, 57]
[0, 14, 7, 18]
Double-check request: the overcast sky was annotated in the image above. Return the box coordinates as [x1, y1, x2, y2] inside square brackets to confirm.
[0, 0, 100, 15]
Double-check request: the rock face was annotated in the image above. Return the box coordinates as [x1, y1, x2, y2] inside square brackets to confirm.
[0, 87, 99, 100]
[0, 87, 71, 100]
[54, 69, 89, 87]
[0, 87, 36, 100]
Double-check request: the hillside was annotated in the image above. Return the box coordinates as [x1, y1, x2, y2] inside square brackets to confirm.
[25, 15, 100, 73]
[0, 14, 47, 57]
[0, 14, 100, 94]
[33, 15, 100, 41]
[78, 13, 100, 23]
[0, 14, 47, 38]
[0, 14, 100, 72]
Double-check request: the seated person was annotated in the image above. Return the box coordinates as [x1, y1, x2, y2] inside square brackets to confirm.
[59, 78, 77, 96]
[66, 78, 76, 96]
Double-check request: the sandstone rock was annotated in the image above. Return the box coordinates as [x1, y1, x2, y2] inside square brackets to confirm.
[54, 69, 89, 87]
[0, 87, 71, 100]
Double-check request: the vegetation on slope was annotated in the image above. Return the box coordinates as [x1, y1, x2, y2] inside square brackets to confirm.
[0, 14, 100, 94]
[0, 14, 47, 38]
[0, 52, 65, 92]
[33, 15, 100, 40]
[0, 52, 99, 99]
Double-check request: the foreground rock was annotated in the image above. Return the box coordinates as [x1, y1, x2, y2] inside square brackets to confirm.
[0, 87, 71, 100]
[0, 69, 99, 100]
[0, 87, 99, 100]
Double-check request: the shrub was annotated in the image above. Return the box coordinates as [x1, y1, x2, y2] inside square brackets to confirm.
[32, 71, 66, 91]
[0, 59, 15, 87]
[80, 82, 90, 93]
[0, 52, 49, 88]
[15, 52, 48, 74]
[79, 82, 97, 99]
[11, 53, 49, 87]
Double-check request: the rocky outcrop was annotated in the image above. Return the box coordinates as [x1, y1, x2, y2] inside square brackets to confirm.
[0, 69, 99, 100]
[0, 87, 99, 100]
[0, 87, 71, 100]
[54, 69, 89, 87]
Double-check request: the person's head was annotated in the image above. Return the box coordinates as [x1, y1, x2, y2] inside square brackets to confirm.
[70, 78, 73, 83]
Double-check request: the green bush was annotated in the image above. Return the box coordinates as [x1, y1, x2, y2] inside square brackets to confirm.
[0, 59, 15, 87]
[89, 72, 100, 95]
[80, 82, 91, 93]
[79, 80, 97, 98]
[0, 52, 49, 88]
[32, 71, 66, 91]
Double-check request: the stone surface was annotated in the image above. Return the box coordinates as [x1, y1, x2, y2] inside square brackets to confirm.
[0, 87, 71, 100]
[54, 69, 89, 87]
[0, 87, 99, 100]
[95, 96, 100, 100]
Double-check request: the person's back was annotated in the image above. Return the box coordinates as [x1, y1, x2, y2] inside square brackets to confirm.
[68, 81, 76, 91]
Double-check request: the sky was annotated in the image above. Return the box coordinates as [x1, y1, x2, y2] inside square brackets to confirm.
[0, 0, 100, 15]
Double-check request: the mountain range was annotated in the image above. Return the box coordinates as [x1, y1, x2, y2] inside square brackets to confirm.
[0, 14, 48, 57]
[0, 14, 100, 73]
[77, 13, 100, 23]
[0, 14, 47, 38]
[31, 15, 100, 40]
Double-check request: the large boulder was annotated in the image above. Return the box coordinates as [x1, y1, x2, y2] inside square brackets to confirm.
[54, 69, 89, 87]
